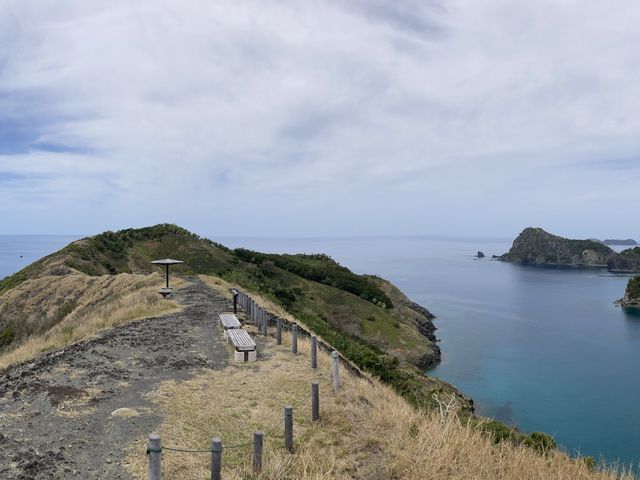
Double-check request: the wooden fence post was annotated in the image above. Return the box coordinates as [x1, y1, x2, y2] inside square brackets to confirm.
[291, 324, 298, 354]
[262, 313, 268, 336]
[276, 318, 282, 345]
[332, 351, 340, 394]
[211, 437, 222, 480]
[148, 433, 161, 480]
[253, 431, 264, 472]
[310, 336, 317, 369]
[284, 405, 294, 453]
[311, 382, 320, 421]
[232, 291, 238, 313]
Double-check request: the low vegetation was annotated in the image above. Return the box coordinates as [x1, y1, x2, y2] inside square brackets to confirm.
[1, 224, 447, 413]
[627, 276, 640, 299]
[0, 273, 180, 370]
[124, 330, 629, 479]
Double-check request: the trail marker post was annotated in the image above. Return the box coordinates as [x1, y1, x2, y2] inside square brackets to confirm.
[231, 289, 238, 313]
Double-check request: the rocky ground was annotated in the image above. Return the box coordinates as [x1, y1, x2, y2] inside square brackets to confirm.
[0, 278, 232, 479]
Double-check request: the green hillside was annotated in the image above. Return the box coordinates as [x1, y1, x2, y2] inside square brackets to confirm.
[0, 224, 456, 410]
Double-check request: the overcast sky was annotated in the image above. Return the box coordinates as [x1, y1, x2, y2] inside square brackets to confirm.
[0, 0, 638, 239]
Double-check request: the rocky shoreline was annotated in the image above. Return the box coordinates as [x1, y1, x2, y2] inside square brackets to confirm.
[400, 298, 441, 369]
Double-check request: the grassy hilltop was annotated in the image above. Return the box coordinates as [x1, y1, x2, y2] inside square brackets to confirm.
[0, 224, 452, 408]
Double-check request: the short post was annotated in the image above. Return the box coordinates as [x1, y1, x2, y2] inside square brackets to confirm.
[276, 318, 282, 345]
[284, 405, 294, 453]
[311, 382, 320, 421]
[232, 290, 238, 313]
[332, 350, 340, 394]
[310, 336, 317, 369]
[262, 312, 268, 336]
[211, 437, 222, 480]
[291, 324, 298, 354]
[148, 433, 161, 480]
[253, 431, 264, 472]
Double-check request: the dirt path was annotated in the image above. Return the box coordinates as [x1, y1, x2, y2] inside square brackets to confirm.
[0, 278, 231, 479]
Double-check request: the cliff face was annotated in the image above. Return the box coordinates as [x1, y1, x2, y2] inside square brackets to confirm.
[500, 228, 615, 267]
[607, 247, 640, 273]
[621, 276, 640, 308]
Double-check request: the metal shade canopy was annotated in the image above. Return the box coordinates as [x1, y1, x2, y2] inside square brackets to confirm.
[150, 258, 184, 291]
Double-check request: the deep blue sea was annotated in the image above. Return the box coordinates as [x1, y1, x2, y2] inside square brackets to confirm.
[1, 235, 639, 466]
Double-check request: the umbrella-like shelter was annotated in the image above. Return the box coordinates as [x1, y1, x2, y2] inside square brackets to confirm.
[151, 258, 184, 297]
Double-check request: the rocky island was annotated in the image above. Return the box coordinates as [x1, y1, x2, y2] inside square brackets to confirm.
[602, 239, 638, 246]
[500, 227, 640, 272]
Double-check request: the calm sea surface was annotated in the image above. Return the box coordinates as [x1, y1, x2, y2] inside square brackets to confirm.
[1, 235, 639, 465]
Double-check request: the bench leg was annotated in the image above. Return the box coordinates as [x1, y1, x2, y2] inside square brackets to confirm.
[234, 350, 245, 362]
[249, 350, 257, 362]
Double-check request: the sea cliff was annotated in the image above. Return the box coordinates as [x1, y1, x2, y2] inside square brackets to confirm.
[620, 276, 640, 308]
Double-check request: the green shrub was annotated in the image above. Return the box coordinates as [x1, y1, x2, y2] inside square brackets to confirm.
[55, 300, 78, 322]
[0, 327, 15, 347]
[627, 276, 640, 299]
[582, 456, 596, 470]
[524, 431, 556, 453]
[233, 249, 393, 308]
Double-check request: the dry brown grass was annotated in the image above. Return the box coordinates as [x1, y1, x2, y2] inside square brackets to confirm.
[0, 273, 182, 370]
[124, 329, 630, 480]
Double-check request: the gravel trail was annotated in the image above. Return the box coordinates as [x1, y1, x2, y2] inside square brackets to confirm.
[0, 278, 231, 479]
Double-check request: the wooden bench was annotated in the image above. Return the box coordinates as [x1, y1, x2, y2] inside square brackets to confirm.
[226, 328, 257, 362]
[218, 313, 242, 339]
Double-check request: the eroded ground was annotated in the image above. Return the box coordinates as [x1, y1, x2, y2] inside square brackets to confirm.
[0, 278, 231, 479]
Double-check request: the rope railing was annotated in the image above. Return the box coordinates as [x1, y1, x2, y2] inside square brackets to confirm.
[146, 288, 344, 479]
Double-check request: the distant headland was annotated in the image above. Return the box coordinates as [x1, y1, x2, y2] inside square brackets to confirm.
[499, 227, 640, 272]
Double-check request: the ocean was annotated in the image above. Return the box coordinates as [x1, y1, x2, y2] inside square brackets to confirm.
[1, 234, 638, 466]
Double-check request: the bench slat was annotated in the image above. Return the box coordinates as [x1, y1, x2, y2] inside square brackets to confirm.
[227, 329, 256, 351]
[219, 313, 242, 329]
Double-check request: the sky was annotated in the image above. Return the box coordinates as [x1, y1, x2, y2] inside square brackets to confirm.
[0, 0, 638, 239]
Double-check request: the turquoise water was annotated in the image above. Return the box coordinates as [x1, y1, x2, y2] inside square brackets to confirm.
[218, 236, 639, 466]
[2, 235, 639, 465]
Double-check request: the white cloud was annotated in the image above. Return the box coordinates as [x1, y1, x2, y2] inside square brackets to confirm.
[0, 0, 638, 237]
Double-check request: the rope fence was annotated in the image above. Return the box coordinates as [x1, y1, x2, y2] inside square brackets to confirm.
[146, 288, 355, 479]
